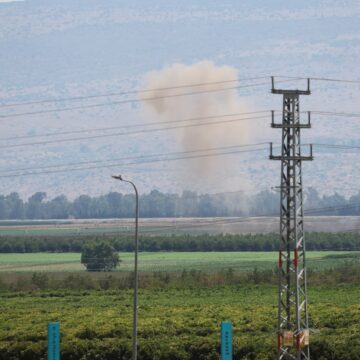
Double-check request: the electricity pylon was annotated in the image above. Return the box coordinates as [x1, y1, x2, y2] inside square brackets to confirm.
[270, 77, 313, 360]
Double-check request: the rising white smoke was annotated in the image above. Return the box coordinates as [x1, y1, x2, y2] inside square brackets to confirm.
[140, 61, 253, 177]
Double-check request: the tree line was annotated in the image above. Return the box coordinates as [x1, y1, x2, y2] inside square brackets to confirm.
[0, 188, 360, 219]
[0, 232, 359, 253]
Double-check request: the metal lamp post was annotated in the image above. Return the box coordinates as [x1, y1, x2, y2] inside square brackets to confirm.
[111, 175, 139, 360]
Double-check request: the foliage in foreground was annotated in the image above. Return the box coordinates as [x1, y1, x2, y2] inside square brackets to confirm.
[0, 285, 359, 359]
[0, 262, 359, 292]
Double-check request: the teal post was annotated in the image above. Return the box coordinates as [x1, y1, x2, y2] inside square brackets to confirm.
[48, 322, 60, 360]
[221, 321, 232, 360]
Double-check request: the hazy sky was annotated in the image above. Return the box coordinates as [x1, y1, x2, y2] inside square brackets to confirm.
[0, 0, 359, 199]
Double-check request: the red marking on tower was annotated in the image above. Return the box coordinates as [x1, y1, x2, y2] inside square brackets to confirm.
[278, 251, 283, 268]
[294, 248, 298, 268]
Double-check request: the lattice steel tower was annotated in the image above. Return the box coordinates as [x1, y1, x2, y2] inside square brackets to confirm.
[270, 77, 313, 360]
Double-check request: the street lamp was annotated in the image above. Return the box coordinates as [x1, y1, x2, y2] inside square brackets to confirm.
[112, 175, 139, 360]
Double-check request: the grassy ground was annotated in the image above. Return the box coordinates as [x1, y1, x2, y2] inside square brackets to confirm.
[0, 227, 121, 237]
[0, 251, 358, 273]
[0, 285, 359, 359]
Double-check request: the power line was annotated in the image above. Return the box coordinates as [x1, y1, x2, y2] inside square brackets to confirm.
[6, 116, 357, 154]
[0, 143, 267, 178]
[0, 110, 270, 142]
[3, 148, 268, 178]
[2, 109, 360, 144]
[276, 75, 360, 84]
[0, 79, 298, 120]
[0, 142, 269, 174]
[0, 75, 359, 118]
[311, 77, 360, 84]
[0, 76, 269, 109]
[312, 111, 360, 118]
[314, 143, 360, 150]
[0, 114, 270, 149]
[1, 140, 358, 177]
[1, 75, 360, 111]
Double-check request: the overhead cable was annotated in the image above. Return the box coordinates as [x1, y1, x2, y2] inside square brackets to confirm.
[0, 79, 296, 119]
[0, 76, 269, 109]
[0, 114, 270, 149]
[0, 144, 269, 178]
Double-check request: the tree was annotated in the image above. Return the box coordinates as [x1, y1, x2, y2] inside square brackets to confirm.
[26, 192, 46, 219]
[6, 193, 24, 219]
[198, 194, 216, 217]
[106, 192, 123, 217]
[46, 195, 71, 219]
[90, 196, 109, 218]
[0, 195, 9, 219]
[81, 241, 120, 272]
[73, 195, 92, 218]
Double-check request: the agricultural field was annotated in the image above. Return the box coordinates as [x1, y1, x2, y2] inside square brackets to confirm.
[0, 221, 358, 359]
[0, 251, 359, 273]
[1, 216, 360, 236]
[0, 285, 359, 359]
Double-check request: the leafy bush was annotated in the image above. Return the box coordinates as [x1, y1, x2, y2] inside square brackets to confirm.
[81, 241, 120, 272]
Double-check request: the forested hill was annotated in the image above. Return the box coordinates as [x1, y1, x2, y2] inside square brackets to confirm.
[0, 188, 360, 219]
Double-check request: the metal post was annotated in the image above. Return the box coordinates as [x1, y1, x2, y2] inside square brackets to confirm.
[131, 180, 139, 360]
[112, 175, 139, 360]
[270, 78, 313, 360]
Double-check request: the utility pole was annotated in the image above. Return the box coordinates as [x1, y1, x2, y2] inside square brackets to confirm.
[111, 175, 139, 360]
[270, 77, 313, 360]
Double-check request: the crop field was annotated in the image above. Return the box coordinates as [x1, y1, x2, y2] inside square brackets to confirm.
[0, 285, 359, 359]
[1, 216, 360, 236]
[0, 223, 358, 359]
[0, 251, 359, 273]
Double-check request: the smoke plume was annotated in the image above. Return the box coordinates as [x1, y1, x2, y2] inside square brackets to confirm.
[140, 61, 252, 177]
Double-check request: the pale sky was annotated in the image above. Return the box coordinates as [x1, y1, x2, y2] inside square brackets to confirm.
[0, 0, 359, 198]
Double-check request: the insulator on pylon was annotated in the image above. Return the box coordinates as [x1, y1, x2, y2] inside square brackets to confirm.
[299, 329, 310, 348]
[283, 331, 294, 347]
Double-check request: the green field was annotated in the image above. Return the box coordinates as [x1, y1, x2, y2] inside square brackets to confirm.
[0, 285, 359, 359]
[0, 251, 359, 359]
[0, 227, 122, 237]
[0, 251, 358, 273]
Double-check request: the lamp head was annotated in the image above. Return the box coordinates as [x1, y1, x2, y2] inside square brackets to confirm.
[111, 174, 123, 181]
